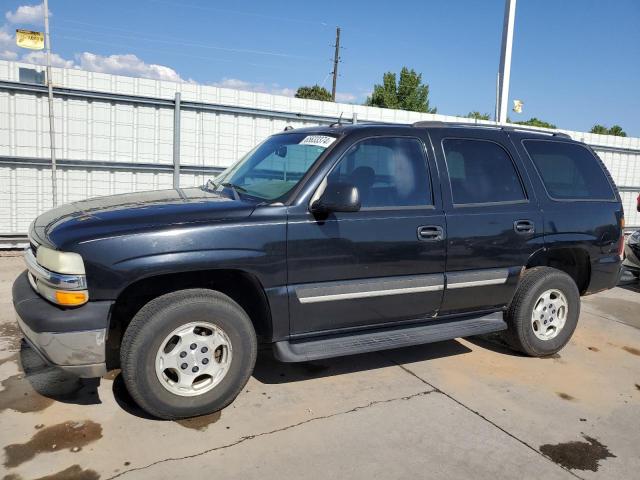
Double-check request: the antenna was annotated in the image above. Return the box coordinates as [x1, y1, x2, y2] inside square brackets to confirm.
[330, 112, 344, 127]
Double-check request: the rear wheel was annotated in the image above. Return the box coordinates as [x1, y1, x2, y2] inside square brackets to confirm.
[120, 289, 257, 419]
[502, 267, 580, 357]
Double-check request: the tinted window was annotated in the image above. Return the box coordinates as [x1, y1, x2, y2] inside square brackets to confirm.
[327, 137, 431, 208]
[443, 138, 526, 205]
[523, 140, 615, 200]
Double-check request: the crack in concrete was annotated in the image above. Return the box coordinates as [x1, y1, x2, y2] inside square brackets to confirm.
[105, 388, 436, 480]
[381, 353, 585, 480]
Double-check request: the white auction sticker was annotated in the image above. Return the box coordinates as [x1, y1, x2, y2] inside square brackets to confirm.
[299, 135, 336, 148]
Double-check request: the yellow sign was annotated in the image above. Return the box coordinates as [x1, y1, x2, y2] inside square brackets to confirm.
[16, 29, 44, 50]
[513, 99, 523, 114]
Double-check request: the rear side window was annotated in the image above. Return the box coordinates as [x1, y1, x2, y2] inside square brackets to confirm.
[523, 140, 615, 200]
[442, 138, 526, 205]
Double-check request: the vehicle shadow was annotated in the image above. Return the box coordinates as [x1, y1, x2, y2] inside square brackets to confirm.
[17, 342, 102, 406]
[617, 270, 640, 293]
[252, 339, 473, 385]
[464, 332, 527, 357]
[15, 336, 504, 419]
[110, 372, 160, 421]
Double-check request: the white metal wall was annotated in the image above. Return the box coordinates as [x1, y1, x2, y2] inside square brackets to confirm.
[1, 59, 639, 244]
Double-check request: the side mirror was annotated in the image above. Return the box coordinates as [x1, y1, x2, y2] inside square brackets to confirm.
[311, 182, 361, 213]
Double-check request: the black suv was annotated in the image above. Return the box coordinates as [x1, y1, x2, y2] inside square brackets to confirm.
[13, 122, 624, 419]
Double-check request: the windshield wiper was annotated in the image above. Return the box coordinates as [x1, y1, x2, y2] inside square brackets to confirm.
[221, 182, 247, 200]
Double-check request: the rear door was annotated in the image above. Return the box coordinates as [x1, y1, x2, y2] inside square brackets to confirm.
[427, 128, 543, 315]
[286, 133, 446, 335]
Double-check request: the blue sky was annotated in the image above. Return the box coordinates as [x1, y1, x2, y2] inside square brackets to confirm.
[1, 0, 639, 136]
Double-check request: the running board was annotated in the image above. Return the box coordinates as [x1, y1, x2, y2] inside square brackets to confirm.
[273, 313, 507, 362]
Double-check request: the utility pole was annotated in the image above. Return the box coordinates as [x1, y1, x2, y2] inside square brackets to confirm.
[495, 72, 500, 122]
[43, 0, 57, 206]
[497, 0, 516, 124]
[331, 27, 341, 101]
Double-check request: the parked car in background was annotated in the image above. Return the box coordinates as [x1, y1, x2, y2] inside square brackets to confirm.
[13, 121, 624, 419]
[623, 230, 640, 278]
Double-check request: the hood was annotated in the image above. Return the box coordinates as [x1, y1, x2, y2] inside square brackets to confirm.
[31, 187, 257, 249]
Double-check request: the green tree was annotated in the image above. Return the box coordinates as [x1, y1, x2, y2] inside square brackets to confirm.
[590, 124, 627, 137]
[365, 67, 436, 113]
[608, 125, 627, 137]
[466, 111, 491, 121]
[590, 124, 609, 135]
[295, 85, 333, 102]
[514, 117, 556, 129]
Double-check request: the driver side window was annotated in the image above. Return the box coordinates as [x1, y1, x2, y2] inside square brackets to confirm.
[327, 137, 432, 208]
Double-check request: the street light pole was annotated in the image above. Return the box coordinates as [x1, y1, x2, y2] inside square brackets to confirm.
[497, 0, 517, 124]
[43, 0, 57, 207]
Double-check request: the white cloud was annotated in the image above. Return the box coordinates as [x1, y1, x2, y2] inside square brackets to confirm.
[0, 49, 18, 60]
[22, 50, 73, 68]
[76, 52, 183, 82]
[0, 29, 13, 48]
[213, 78, 357, 102]
[0, 26, 19, 60]
[2, 44, 185, 83]
[212, 77, 296, 97]
[335, 92, 357, 103]
[5, 3, 47, 25]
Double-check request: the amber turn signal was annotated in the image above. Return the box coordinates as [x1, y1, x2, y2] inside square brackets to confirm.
[55, 290, 88, 306]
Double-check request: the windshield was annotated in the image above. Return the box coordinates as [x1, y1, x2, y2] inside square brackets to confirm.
[209, 133, 337, 201]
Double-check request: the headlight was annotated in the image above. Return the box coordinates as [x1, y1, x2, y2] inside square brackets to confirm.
[25, 246, 88, 307]
[36, 245, 86, 275]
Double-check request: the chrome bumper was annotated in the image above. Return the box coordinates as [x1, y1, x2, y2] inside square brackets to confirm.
[17, 314, 107, 378]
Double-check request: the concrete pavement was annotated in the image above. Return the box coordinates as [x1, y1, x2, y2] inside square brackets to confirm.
[0, 255, 638, 480]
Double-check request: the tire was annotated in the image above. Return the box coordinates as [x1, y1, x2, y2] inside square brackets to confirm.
[502, 267, 580, 357]
[120, 289, 257, 419]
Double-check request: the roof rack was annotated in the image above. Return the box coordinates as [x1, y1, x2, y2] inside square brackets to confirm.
[411, 121, 571, 139]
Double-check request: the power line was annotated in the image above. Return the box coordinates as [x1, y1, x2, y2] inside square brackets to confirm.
[146, 0, 330, 27]
[54, 24, 311, 60]
[54, 35, 307, 72]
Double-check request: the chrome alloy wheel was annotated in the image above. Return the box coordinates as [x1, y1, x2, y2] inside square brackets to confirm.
[531, 289, 568, 341]
[155, 322, 232, 397]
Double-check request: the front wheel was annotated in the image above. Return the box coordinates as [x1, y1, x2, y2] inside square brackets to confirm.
[120, 289, 257, 419]
[502, 267, 580, 357]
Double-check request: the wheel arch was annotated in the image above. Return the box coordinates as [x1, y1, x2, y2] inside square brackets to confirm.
[525, 246, 591, 294]
[106, 268, 273, 369]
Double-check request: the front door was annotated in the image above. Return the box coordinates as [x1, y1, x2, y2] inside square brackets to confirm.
[287, 134, 446, 335]
[428, 128, 543, 315]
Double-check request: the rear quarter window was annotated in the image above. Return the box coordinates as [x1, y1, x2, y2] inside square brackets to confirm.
[522, 140, 615, 201]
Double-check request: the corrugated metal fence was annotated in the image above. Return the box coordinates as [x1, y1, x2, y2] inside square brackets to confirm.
[1, 60, 639, 247]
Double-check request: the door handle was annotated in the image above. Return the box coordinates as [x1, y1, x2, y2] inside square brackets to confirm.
[417, 225, 444, 242]
[514, 220, 535, 234]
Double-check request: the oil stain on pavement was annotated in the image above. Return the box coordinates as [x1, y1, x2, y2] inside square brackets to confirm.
[175, 410, 222, 430]
[0, 374, 55, 414]
[556, 392, 576, 401]
[2, 464, 100, 480]
[539, 435, 616, 472]
[3, 420, 103, 468]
